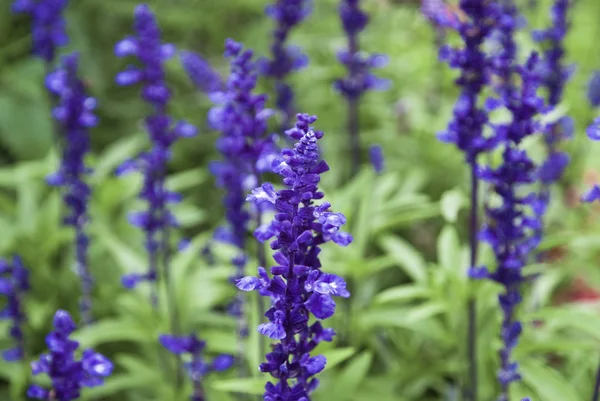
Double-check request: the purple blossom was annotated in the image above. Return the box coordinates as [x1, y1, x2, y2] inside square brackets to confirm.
[587, 70, 600, 107]
[583, 118, 600, 203]
[369, 144, 384, 174]
[159, 334, 233, 401]
[45, 53, 96, 325]
[114, 4, 197, 300]
[471, 54, 546, 398]
[532, 0, 572, 217]
[27, 310, 113, 401]
[0, 256, 29, 362]
[237, 114, 352, 400]
[437, 0, 501, 163]
[179, 50, 223, 94]
[208, 39, 278, 330]
[421, 0, 461, 30]
[259, 0, 312, 129]
[11, 0, 69, 62]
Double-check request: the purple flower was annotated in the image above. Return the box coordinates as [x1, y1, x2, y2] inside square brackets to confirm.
[369, 144, 384, 174]
[46, 53, 96, 325]
[11, 0, 69, 62]
[159, 334, 233, 401]
[114, 4, 197, 299]
[179, 50, 223, 94]
[421, 0, 461, 30]
[532, 0, 572, 219]
[208, 39, 278, 327]
[237, 114, 352, 399]
[0, 256, 29, 362]
[28, 310, 113, 401]
[588, 70, 600, 107]
[437, 0, 501, 163]
[473, 53, 547, 397]
[259, 0, 312, 129]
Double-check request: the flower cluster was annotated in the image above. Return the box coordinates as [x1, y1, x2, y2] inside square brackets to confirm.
[114, 4, 197, 297]
[259, 0, 312, 129]
[45, 53, 96, 325]
[28, 310, 113, 401]
[437, 0, 501, 163]
[238, 114, 352, 400]
[334, 0, 389, 100]
[160, 334, 234, 401]
[208, 39, 277, 324]
[0, 256, 29, 362]
[532, 0, 573, 214]
[11, 0, 69, 62]
[471, 54, 546, 399]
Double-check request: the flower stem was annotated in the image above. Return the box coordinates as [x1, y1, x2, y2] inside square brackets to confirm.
[592, 359, 600, 401]
[467, 165, 479, 401]
[348, 33, 360, 178]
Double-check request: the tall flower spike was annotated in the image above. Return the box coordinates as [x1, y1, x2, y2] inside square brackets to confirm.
[532, 0, 573, 217]
[438, 2, 500, 400]
[0, 256, 29, 362]
[114, 4, 197, 306]
[238, 114, 352, 400]
[46, 53, 96, 325]
[160, 334, 234, 401]
[11, 0, 69, 62]
[259, 0, 312, 131]
[208, 39, 278, 341]
[334, 0, 390, 176]
[27, 310, 113, 401]
[179, 50, 224, 94]
[471, 54, 546, 400]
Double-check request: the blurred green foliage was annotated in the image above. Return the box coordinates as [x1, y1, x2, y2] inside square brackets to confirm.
[2, 0, 600, 400]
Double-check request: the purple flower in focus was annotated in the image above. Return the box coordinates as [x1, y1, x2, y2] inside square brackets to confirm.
[27, 310, 113, 401]
[114, 4, 197, 300]
[160, 334, 233, 401]
[237, 114, 352, 400]
[259, 0, 312, 129]
[472, 53, 547, 397]
[12, 0, 69, 62]
[0, 256, 29, 362]
[45, 53, 96, 325]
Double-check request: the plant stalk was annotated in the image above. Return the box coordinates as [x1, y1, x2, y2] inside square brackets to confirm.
[467, 166, 479, 401]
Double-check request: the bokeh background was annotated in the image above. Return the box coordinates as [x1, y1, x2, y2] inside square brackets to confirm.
[2, 0, 600, 400]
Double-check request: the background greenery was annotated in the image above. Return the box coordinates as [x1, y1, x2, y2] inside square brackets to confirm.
[2, 0, 600, 400]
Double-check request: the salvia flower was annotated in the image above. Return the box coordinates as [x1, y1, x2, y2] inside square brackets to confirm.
[437, 0, 501, 163]
[532, 0, 573, 216]
[160, 334, 234, 401]
[27, 310, 113, 401]
[470, 54, 546, 400]
[421, 0, 462, 30]
[208, 39, 278, 330]
[587, 70, 600, 108]
[179, 50, 223, 94]
[45, 53, 96, 325]
[0, 256, 29, 362]
[369, 144, 384, 174]
[582, 117, 600, 203]
[11, 0, 69, 62]
[238, 114, 352, 400]
[114, 4, 198, 301]
[259, 0, 312, 129]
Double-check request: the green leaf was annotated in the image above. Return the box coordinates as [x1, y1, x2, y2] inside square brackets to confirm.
[329, 351, 373, 400]
[93, 134, 146, 182]
[437, 225, 461, 271]
[521, 358, 581, 401]
[322, 347, 356, 371]
[211, 378, 265, 395]
[373, 285, 430, 305]
[378, 235, 427, 282]
[72, 319, 151, 347]
[440, 188, 465, 223]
